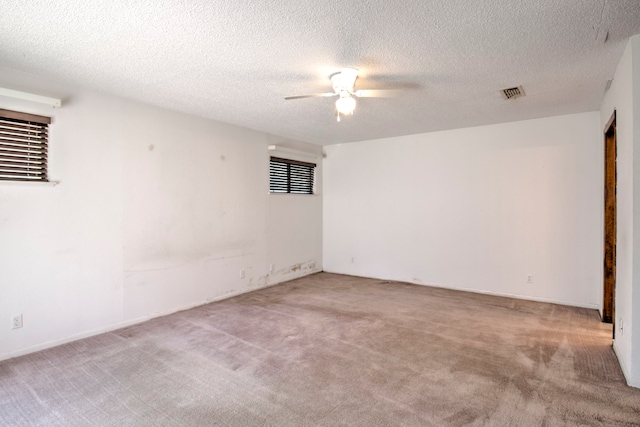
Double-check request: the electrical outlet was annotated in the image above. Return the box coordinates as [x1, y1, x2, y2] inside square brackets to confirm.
[351, 257, 355, 264]
[11, 314, 23, 329]
[240, 269, 245, 279]
[526, 275, 534, 284]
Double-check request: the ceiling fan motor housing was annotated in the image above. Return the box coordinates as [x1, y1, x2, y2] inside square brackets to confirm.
[331, 68, 359, 94]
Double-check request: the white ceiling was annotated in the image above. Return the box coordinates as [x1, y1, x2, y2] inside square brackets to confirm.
[1, 0, 639, 145]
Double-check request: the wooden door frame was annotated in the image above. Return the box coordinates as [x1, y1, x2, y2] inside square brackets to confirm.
[603, 111, 616, 327]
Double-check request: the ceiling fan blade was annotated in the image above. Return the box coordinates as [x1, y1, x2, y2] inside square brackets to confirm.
[354, 89, 402, 98]
[340, 68, 359, 89]
[284, 93, 337, 100]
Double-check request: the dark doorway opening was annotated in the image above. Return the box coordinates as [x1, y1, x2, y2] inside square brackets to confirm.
[603, 111, 616, 336]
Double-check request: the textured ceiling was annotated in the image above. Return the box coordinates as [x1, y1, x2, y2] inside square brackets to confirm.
[1, 0, 639, 145]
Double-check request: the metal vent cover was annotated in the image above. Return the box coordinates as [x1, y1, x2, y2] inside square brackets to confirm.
[501, 86, 525, 100]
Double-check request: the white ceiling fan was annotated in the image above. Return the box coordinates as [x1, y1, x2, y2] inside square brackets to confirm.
[285, 68, 399, 121]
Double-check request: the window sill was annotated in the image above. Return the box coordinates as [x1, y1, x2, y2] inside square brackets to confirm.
[268, 192, 320, 196]
[0, 180, 59, 187]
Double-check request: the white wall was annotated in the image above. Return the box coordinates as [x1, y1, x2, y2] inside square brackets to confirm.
[0, 67, 322, 359]
[324, 112, 602, 309]
[600, 35, 640, 388]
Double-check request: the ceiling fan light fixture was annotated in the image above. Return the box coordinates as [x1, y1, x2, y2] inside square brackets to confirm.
[287, 67, 399, 119]
[335, 95, 356, 115]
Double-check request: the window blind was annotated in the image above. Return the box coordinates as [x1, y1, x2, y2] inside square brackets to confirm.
[0, 109, 50, 182]
[270, 156, 315, 194]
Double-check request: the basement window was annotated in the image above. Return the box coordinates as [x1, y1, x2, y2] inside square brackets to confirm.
[0, 109, 50, 182]
[270, 156, 316, 194]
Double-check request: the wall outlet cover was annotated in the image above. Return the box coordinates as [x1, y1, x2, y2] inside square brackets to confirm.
[11, 314, 23, 329]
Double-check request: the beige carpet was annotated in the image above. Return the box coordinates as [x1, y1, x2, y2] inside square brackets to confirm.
[1, 273, 639, 426]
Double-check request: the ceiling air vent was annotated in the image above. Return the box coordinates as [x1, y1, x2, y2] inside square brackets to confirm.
[501, 86, 525, 100]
